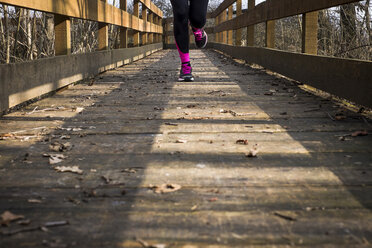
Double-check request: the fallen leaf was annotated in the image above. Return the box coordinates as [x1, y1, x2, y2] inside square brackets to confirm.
[74, 107, 84, 113]
[208, 197, 218, 202]
[1, 211, 24, 226]
[17, 219, 31, 225]
[149, 184, 181, 194]
[246, 145, 259, 158]
[191, 205, 198, 211]
[236, 139, 249, 145]
[137, 238, 166, 248]
[54, 166, 83, 175]
[351, 130, 368, 137]
[49, 142, 72, 152]
[0, 133, 14, 140]
[121, 168, 137, 173]
[44, 154, 66, 165]
[186, 104, 197, 108]
[28, 199, 42, 203]
[101, 175, 112, 184]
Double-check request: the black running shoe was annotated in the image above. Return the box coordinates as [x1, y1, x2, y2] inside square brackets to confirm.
[192, 28, 208, 49]
[179, 62, 194, 82]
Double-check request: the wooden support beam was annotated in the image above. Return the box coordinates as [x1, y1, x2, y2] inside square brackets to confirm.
[98, 22, 109, 50]
[235, 0, 242, 46]
[302, 11, 318, 55]
[54, 14, 71, 56]
[247, 0, 255, 46]
[142, 5, 148, 45]
[120, 0, 128, 48]
[227, 5, 233, 45]
[148, 12, 154, 44]
[98, 0, 108, 51]
[215, 14, 219, 43]
[222, 10, 227, 44]
[266, 20, 275, 48]
[164, 22, 170, 45]
[133, 0, 140, 46]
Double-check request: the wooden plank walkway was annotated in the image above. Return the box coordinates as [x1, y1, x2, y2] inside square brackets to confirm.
[0, 49, 372, 247]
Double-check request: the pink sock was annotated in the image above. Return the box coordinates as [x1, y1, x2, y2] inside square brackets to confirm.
[176, 42, 190, 63]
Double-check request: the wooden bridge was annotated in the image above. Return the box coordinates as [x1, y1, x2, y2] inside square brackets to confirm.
[0, 0, 371, 247]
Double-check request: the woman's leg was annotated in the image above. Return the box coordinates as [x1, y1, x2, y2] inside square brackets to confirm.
[189, 0, 209, 48]
[170, 0, 194, 81]
[170, 0, 190, 60]
[189, 0, 209, 29]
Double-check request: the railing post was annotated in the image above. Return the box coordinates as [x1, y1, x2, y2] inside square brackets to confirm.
[235, 0, 242, 46]
[120, 0, 128, 48]
[265, 20, 275, 48]
[227, 5, 233, 45]
[302, 11, 318, 55]
[164, 21, 170, 45]
[157, 16, 161, 43]
[133, 0, 140, 47]
[54, 14, 71, 55]
[98, 0, 109, 50]
[142, 5, 148, 45]
[247, 0, 255, 46]
[148, 12, 154, 44]
[215, 14, 219, 43]
[222, 10, 227, 44]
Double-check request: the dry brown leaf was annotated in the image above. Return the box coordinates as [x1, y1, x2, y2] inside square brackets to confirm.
[1, 211, 24, 226]
[208, 197, 218, 202]
[54, 166, 83, 175]
[351, 130, 368, 137]
[0, 133, 14, 140]
[236, 139, 249, 145]
[49, 142, 72, 152]
[149, 184, 181, 194]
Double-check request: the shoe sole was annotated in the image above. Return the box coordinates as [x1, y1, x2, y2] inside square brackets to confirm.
[179, 77, 194, 82]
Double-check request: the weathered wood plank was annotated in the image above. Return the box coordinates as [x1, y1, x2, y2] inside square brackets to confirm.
[0, 0, 163, 33]
[214, 0, 360, 33]
[0, 50, 371, 247]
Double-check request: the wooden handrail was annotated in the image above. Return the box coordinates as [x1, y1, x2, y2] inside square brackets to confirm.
[0, 0, 163, 33]
[214, 0, 360, 33]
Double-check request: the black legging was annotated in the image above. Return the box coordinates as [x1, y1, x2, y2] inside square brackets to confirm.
[170, 0, 209, 54]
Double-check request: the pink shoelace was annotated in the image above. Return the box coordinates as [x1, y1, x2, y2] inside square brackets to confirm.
[193, 29, 204, 41]
[182, 63, 192, 74]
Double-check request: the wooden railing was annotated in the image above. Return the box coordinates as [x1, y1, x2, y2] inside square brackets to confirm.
[163, 0, 372, 108]
[0, 0, 163, 113]
[0, 0, 163, 54]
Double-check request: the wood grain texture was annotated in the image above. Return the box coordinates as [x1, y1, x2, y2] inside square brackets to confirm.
[0, 0, 163, 33]
[214, 0, 360, 33]
[0, 49, 371, 246]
